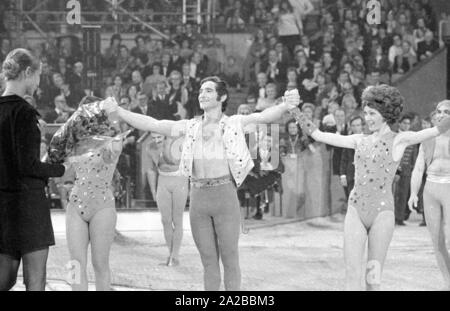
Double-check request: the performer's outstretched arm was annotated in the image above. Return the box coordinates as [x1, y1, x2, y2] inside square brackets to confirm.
[408, 145, 425, 211]
[295, 112, 362, 149]
[241, 89, 300, 127]
[116, 107, 187, 137]
[393, 116, 450, 160]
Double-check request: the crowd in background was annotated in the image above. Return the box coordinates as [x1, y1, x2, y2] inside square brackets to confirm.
[0, 0, 446, 223]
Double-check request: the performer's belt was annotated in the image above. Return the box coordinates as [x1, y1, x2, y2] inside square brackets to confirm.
[158, 170, 182, 177]
[427, 174, 450, 184]
[190, 175, 233, 188]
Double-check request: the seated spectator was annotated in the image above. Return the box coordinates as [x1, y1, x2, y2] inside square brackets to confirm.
[243, 28, 267, 84]
[367, 44, 391, 75]
[321, 51, 338, 82]
[394, 12, 414, 39]
[341, 93, 359, 117]
[126, 84, 139, 111]
[226, 8, 246, 31]
[55, 57, 74, 84]
[248, 72, 268, 102]
[105, 75, 127, 103]
[167, 70, 188, 120]
[180, 39, 194, 61]
[412, 17, 429, 50]
[312, 72, 327, 105]
[44, 95, 75, 124]
[133, 92, 150, 116]
[0, 37, 11, 61]
[50, 72, 84, 109]
[130, 35, 148, 61]
[161, 52, 172, 77]
[417, 30, 440, 61]
[102, 33, 122, 73]
[169, 42, 185, 74]
[255, 83, 280, 111]
[131, 70, 144, 92]
[259, 49, 287, 85]
[148, 81, 177, 120]
[283, 67, 299, 92]
[143, 62, 167, 97]
[280, 119, 306, 156]
[366, 70, 385, 86]
[388, 34, 404, 67]
[119, 95, 131, 111]
[189, 51, 208, 83]
[70, 61, 84, 91]
[133, 55, 152, 80]
[300, 61, 323, 103]
[115, 45, 134, 82]
[222, 55, 242, 88]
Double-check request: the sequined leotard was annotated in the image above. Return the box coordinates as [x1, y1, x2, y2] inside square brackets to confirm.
[349, 131, 400, 230]
[67, 144, 120, 222]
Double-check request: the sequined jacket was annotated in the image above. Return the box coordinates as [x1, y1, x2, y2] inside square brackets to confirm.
[179, 115, 254, 187]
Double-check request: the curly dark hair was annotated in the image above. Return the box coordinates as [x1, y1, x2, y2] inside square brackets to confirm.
[361, 84, 404, 124]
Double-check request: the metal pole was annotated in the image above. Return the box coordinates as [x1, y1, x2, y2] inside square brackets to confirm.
[197, 0, 201, 25]
[182, 0, 187, 24]
[102, 0, 174, 42]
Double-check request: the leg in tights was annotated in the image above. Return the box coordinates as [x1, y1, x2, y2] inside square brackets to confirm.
[343, 205, 368, 291]
[366, 211, 395, 291]
[424, 184, 450, 289]
[190, 210, 221, 290]
[0, 254, 20, 291]
[66, 205, 90, 291]
[22, 248, 49, 291]
[156, 178, 174, 257]
[90, 207, 117, 291]
[170, 177, 188, 260]
[213, 197, 241, 291]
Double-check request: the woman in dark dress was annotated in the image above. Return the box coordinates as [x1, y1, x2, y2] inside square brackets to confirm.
[0, 49, 66, 291]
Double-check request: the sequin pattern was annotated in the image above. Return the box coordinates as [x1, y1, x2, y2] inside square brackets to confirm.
[179, 115, 254, 187]
[348, 131, 400, 229]
[67, 149, 119, 222]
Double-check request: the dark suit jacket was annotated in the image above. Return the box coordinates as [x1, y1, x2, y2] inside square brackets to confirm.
[367, 55, 391, 74]
[148, 95, 178, 120]
[417, 40, 439, 61]
[169, 56, 185, 74]
[260, 61, 286, 84]
[339, 148, 355, 183]
[0, 95, 65, 192]
[322, 124, 348, 175]
[247, 83, 267, 100]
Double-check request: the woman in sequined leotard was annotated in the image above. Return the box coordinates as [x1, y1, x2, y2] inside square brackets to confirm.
[297, 84, 450, 290]
[65, 136, 123, 291]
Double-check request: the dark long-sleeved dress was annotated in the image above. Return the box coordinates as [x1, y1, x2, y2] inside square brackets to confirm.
[0, 95, 65, 259]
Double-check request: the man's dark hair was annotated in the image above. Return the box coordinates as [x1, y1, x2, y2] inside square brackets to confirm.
[110, 33, 121, 46]
[135, 35, 144, 44]
[200, 76, 229, 112]
[349, 115, 364, 125]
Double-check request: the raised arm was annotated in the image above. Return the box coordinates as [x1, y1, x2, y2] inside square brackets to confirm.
[408, 145, 426, 211]
[296, 112, 362, 149]
[241, 89, 300, 128]
[393, 116, 450, 160]
[117, 107, 187, 137]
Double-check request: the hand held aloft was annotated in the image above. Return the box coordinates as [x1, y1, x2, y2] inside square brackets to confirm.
[100, 97, 119, 114]
[290, 112, 318, 136]
[282, 88, 301, 109]
[436, 116, 450, 134]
